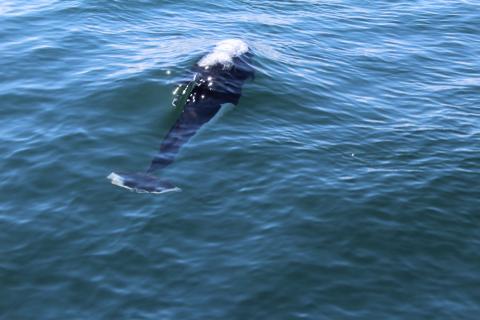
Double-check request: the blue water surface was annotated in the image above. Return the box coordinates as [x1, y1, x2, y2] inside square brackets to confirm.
[1, 1, 480, 319]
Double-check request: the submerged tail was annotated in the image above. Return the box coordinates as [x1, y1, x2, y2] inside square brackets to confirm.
[107, 172, 181, 194]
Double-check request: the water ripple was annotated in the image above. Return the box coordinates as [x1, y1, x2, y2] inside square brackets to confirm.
[1, 0, 480, 319]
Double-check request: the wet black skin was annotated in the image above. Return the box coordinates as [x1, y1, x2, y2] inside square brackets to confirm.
[147, 52, 254, 173]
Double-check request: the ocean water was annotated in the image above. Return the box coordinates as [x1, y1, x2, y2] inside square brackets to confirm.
[1, 0, 480, 318]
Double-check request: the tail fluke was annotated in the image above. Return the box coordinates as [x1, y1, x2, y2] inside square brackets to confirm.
[107, 172, 181, 194]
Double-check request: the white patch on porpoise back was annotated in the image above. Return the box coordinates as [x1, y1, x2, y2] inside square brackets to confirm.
[190, 103, 235, 140]
[198, 39, 249, 68]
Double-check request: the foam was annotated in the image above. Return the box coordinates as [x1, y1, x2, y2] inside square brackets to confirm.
[198, 39, 249, 68]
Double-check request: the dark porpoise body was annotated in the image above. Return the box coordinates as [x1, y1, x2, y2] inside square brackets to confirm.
[108, 39, 254, 193]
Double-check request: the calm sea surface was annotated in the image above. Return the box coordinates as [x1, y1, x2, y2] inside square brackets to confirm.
[1, 1, 480, 319]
